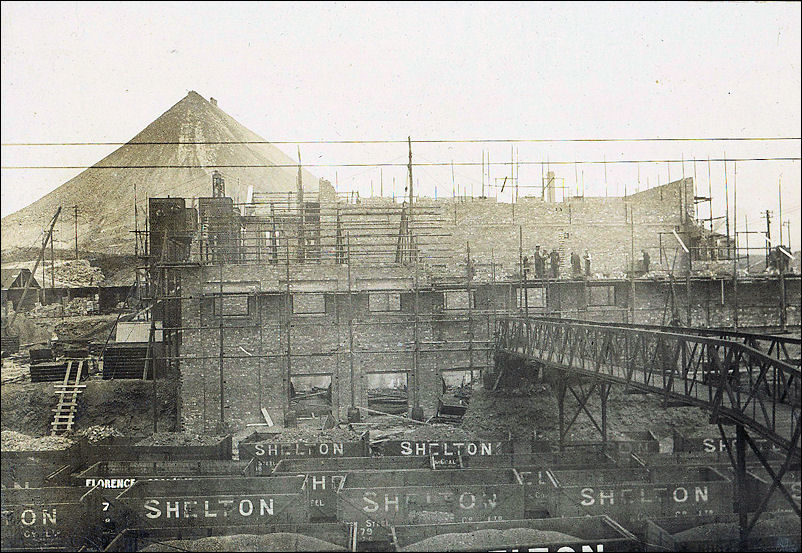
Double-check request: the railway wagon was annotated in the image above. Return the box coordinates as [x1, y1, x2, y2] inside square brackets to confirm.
[238, 436, 369, 473]
[391, 515, 642, 552]
[2, 464, 71, 489]
[547, 466, 733, 521]
[512, 452, 620, 516]
[110, 475, 309, 528]
[377, 439, 511, 458]
[609, 431, 662, 457]
[637, 512, 801, 552]
[672, 432, 781, 456]
[464, 450, 616, 469]
[74, 459, 256, 489]
[81, 436, 232, 465]
[271, 456, 434, 521]
[630, 450, 786, 469]
[744, 469, 801, 514]
[337, 468, 525, 544]
[2, 443, 83, 489]
[0, 486, 116, 551]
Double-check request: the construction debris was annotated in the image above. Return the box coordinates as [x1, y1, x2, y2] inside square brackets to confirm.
[1, 429, 74, 451]
[71, 425, 124, 444]
[135, 432, 227, 447]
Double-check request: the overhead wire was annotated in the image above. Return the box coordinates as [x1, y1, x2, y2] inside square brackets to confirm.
[2, 136, 799, 146]
[2, 156, 800, 170]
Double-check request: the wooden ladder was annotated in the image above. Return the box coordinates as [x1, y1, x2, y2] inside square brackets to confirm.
[51, 359, 87, 435]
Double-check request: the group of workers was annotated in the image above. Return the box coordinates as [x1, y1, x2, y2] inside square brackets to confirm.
[523, 246, 565, 279]
[523, 247, 652, 279]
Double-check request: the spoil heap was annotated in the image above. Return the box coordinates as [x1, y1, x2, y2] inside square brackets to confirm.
[1, 91, 319, 254]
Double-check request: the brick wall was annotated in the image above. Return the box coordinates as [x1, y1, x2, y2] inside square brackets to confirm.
[441, 178, 696, 277]
[176, 255, 799, 433]
[170, 178, 798, 433]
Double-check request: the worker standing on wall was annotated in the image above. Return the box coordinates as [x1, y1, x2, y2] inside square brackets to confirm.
[583, 249, 592, 277]
[571, 252, 582, 277]
[540, 248, 549, 279]
[550, 249, 560, 279]
[534, 246, 544, 278]
[642, 250, 650, 273]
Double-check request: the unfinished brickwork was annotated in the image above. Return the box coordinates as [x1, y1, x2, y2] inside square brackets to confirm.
[157, 178, 800, 433]
[176, 265, 800, 433]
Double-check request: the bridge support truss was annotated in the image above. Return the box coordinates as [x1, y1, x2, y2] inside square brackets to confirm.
[495, 316, 801, 547]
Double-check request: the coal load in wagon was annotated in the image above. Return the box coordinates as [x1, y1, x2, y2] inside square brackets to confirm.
[393, 515, 640, 552]
[639, 512, 801, 552]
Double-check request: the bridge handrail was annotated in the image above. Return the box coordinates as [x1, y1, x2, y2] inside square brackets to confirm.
[507, 315, 802, 346]
[506, 317, 800, 381]
[496, 316, 801, 454]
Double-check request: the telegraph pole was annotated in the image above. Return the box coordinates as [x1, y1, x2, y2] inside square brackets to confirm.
[778, 176, 783, 246]
[723, 159, 730, 260]
[763, 210, 772, 269]
[73, 205, 79, 260]
[407, 136, 414, 212]
[784, 221, 791, 250]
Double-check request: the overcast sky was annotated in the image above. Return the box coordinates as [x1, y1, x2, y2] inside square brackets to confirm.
[2, 2, 800, 246]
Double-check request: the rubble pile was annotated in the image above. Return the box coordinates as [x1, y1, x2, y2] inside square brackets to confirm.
[28, 303, 64, 318]
[135, 432, 226, 446]
[461, 385, 557, 441]
[30, 297, 96, 318]
[1, 357, 29, 384]
[53, 315, 116, 342]
[268, 425, 364, 443]
[403, 423, 477, 441]
[1, 430, 74, 451]
[71, 425, 124, 443]
[51, 260, 105, 287]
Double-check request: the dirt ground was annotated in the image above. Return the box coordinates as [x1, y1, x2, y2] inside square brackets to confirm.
[2, 311, 118, 347]
[461, 381, 716, 445]
[0, 377, 177, 437]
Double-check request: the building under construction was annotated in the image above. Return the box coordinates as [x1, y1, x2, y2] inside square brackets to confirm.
[140, 167, 801, 432]
[2, 92, 799, 553]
